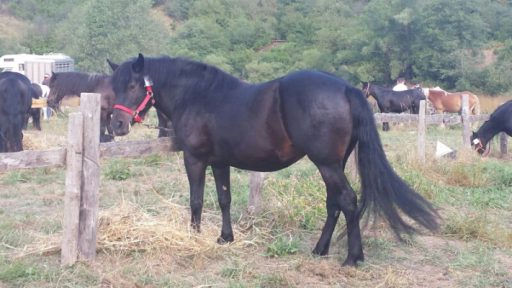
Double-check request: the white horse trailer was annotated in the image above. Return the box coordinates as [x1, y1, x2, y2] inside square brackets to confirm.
[0, 53, 74, 83]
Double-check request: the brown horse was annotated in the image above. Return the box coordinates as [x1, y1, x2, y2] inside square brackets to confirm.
[47, 72, 116, 142]
[424, 88, 480, 115]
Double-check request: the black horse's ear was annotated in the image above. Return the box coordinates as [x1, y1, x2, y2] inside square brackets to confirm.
[51, 72, 57, 80]
[132, 53, 144, 73]
[107, 59, 119, 71]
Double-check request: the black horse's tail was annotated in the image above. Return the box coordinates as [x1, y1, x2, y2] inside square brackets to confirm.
[346, 86, 439, 237]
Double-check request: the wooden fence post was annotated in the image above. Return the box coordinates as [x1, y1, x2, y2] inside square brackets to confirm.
[248, 172, 265, 214]
[61, 112, 84, 266]
[418, 100, 426, 163]
[461, 95, 471, 148]
[500, 132, 508, 156]
[78, 93, 101, 261]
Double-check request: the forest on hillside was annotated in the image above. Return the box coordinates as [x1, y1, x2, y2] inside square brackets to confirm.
[0, 0, 511, 95]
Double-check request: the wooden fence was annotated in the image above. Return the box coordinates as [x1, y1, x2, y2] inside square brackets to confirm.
[0, 94, 508, 266]
[1, 94, 180, 266]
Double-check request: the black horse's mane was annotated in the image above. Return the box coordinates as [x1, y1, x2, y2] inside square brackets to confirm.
[50, 71, 110, 97]
[115, 56, 244, 103]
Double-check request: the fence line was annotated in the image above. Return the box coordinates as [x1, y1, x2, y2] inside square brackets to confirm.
[373, 97, 507, 160]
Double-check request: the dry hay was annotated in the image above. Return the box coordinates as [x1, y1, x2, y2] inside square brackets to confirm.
[7, 201, 265, 261]
[97, 201, 263, 258]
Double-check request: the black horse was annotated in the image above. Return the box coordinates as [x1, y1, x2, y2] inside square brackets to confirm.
[362, 83, 426, 131]
[0, 72, 33, 152]
[47, 71, 173, 142]
[471, 100, 512, 156]
[109, 54, 439, 266]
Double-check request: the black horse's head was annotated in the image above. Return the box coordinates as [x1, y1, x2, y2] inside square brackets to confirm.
[110, 53, 154, 136]
[470, 131, 490, 156]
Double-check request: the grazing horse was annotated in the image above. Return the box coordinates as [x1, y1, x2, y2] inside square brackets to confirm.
[471, 100, 512, 156]
[362, 83, 426, 131]
[424, 88, 480, 115]
[109, 54, 439, 266]
[47, 72, 116, 142]
[0, 72, 33, 152]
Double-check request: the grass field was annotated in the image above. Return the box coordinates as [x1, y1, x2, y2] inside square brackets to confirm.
[1, 98, 511, 288]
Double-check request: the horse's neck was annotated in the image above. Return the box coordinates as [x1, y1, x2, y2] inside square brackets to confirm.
[477, 120, 502, 143]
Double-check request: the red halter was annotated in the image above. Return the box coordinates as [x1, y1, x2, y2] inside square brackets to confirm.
[113, 76, 155, 123]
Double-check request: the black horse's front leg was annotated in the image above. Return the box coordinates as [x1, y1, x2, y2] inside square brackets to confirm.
[184, 152, 207, 232]
[212, 165, 233, 244]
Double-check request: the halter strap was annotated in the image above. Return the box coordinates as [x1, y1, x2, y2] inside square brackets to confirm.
[113, 76, 155, 123]
[472, 138, 488, 155]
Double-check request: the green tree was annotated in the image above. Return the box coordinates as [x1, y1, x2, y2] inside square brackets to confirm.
[55, 0, 169, 72]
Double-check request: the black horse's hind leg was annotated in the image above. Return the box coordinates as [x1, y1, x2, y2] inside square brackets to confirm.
[312, 163, 364, 266]
[212, 165, 234, 243]
[184, 152, 207, 232]
[32, 109, 41, 130]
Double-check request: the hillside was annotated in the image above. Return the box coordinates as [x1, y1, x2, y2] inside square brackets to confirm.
[0, 11, 30, 41]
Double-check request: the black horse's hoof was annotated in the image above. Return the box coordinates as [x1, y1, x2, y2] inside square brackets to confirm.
[312, 246, 328, 256]
[342, 255, 364, 267]
[100, 134, 114, 143]
[191, 223, 201, 233]
[217, 235, 234, 244]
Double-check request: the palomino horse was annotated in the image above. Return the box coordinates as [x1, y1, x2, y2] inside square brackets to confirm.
[423, 88, 480, 115]
[471, 100, 512, 156]
[109, 54, 439, 266]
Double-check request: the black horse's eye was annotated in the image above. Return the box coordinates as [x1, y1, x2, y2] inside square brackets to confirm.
[128, 83, 137, 91]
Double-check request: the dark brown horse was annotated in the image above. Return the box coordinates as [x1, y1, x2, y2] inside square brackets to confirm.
[47, 71, 173, 142]
[109, 54, 439, 266]
[47, 72, 116, 142]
